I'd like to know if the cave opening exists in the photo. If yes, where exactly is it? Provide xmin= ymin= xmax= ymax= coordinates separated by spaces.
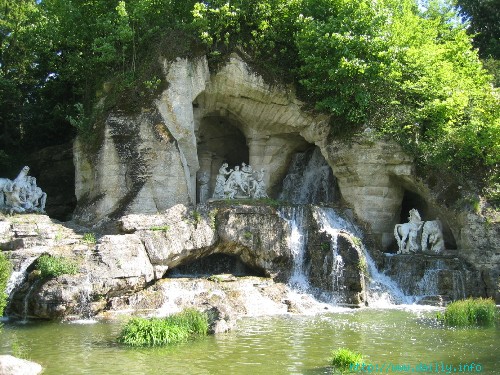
xmin=399 ymin=189 xmax=457 ymax=250
xmin=166 ymin=253 xmax=266 ymax=278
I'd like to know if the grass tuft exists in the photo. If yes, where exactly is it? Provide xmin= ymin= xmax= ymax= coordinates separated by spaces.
xmin=36 ymin=254 xmax=78 ymax=278
xmin=118 ymin=308 xmax=209 ymax=347
xmin=331 ymin=347 xmax=363 ymax=374
xmin=438 ymin=297 xmax=497 ymax=327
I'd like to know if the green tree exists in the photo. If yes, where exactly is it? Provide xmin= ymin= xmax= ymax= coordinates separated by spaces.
xmin=454 ymin=0 xmax=500 ymax=59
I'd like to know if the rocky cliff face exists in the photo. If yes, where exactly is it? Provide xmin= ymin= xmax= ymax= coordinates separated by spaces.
xmin=2 ymin=204 xmax=371 ymax=321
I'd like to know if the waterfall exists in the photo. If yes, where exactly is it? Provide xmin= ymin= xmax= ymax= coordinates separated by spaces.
xmin=383 ymin=256 xmax=468 ymax=304
xmin=5 ymin=257 xmax=37 ymax=298
xmin=314 ymin=207 xmax=354 ymax=300
xmin=278 ymin=206 xmax=310 ymax=291
xmin=364 ymin=254 xmax=413 ymax=306
xmin=279 ymin=148 xmax=337 ymax=204
xmin=20 ymin=281 xmax=39 ymax=323
xmin=314 ymin=206 xmax=411 ymax=306
xmin=72 ymin=273 xmax=95 ymax=323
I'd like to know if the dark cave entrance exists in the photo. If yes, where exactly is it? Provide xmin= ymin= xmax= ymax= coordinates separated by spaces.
xmin=166 ymin=253 xmax=266 ymax=278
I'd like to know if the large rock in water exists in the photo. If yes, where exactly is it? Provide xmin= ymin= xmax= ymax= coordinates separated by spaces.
xmin=0 ymin=355 xmax=42 ymax=375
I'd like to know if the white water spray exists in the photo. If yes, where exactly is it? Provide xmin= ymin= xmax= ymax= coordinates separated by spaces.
xmin=5 ymin=257 xmax=37 ymax=298
xmin=279 ymin=148 xmax=336 ymax=204
xmin=314 ymin=206 xmax=412 ymax=306
xmin=279 ymin=206 xmax=310 ymax=291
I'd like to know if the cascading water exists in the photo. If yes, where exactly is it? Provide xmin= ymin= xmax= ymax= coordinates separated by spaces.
xmin=313 ymin=206 xmax=412 ymax=306
xmin=383 ymin=255 xmax=468 ymax=303
xmin=278 ymin=206 xmax=310 ymax=291
xmin=5 ymin=256 xmax=37 ymax=298
xmin=279 ymin=147 xmax=337 ymax=204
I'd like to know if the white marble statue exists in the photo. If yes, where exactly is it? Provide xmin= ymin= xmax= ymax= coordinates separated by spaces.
xmin=394 ymin=209 xmax=445 ymax=254
xmin=225 ymin=166 xmax=247 ymax=196
xmin=241 ymin=163 xmax=253 ymax=195
xmin=394 ymin=208 xmax=423 ymax=254
xmin=250 ymin=168 xmax=269 ymax=199
xmin=213 ymin=163 xmax=232 ymax=199
xmin=0 ymin=166 xmax=47 ymax=214
xmin=211 ymin=162 xmax=268 ymax=200
xmin=421 ymin=219 xmax=445 ymax=253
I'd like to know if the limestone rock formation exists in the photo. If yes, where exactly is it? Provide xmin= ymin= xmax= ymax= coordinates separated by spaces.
xmin=3 ymin=203 xmax=379 ymax=320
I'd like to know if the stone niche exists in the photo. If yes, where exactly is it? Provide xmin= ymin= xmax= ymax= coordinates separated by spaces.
xmin=395 ymin=188 xmax=457 ymax=252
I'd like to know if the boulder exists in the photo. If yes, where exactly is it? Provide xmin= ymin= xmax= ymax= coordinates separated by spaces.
xmin=0 ymin=355 xmax=42 ymax=375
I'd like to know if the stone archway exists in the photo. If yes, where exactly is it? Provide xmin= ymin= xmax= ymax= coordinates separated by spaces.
xmin=196 ymin=115 xmax=249 ymax=202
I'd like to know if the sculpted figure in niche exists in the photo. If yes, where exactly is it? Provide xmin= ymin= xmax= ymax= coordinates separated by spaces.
xmin=213 ymin=163 xmax=232 ymax=199
xmin=226 ymin=166 xmax=247 ymax=194
xmin=241 ymin=163 xmax=254 ymax=195
xmin=198 ymin=172 xmax=210 ymax=203
xmin=211 ymin=162 xmax=269 ymax=200
xmin=251 ymin=168 xmax=269 ymax=199
xmin=421 ymin=219 xmax=445 ymax=254
xmin=394 ymin=208 xmax=423 ymax=254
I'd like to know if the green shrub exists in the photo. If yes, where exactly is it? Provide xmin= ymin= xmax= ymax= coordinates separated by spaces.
xmin=0 ymin=252 xmax=12 ymax=317
xmin=119 ymin=308 xmax=209 ymax=347
xmin=438 ymin=298 xmax=497 ymax=327
xmin=36 ymin=255 xmax=78 ymax=279
xmin=331 ymin=348 xmax=363 ymax=374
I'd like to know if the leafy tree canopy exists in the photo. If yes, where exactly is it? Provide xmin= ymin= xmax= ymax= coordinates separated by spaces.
xmin=0 ymin=0 xmax=498 ymax=205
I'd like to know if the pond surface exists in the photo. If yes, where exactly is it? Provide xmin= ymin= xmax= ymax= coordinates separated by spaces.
xmin=1 ymin=307 xmax=499 ymax=374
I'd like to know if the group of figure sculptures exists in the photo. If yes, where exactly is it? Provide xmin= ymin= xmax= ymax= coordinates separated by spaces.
xmin=0 ymin=166 xmax=47 ymax=214
xmin=198 ymin=162 xmax=268 ymax=202
xmin=394 ymin=208 xmax=445 ymax=254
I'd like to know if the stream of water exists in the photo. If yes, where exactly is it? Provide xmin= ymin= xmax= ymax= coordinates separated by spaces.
xmin=1 ymin=308 xmax=498 ymax=374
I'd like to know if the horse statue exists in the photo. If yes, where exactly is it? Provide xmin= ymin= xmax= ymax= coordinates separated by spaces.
xmin=421 ymin=219 xmax=445 ymax=253
xmin=394 ymin=208 xmax=423 ymax=254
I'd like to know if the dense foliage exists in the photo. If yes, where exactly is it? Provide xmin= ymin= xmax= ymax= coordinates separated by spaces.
xmin=1 ymin=0 xmax=499 ymax=205
xmin=0 ymin=252 xmax=12 ymax=317
xmin=36 ymin=254 xmax=78 ymax=278
xmin=438 ymin=297 xmax=497 ymax=327
xmin=119 ymin=309 xmax=209 ymax=346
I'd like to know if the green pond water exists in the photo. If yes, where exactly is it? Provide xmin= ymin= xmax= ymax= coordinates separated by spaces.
xmin=1 ymin=308 xmax=499 ymax=374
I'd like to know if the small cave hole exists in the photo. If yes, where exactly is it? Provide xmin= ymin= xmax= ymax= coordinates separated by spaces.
xmin=166 ymin=253 xmax=266 ymax=278
xmin=398 ymin=189 xmax=457 ymax=251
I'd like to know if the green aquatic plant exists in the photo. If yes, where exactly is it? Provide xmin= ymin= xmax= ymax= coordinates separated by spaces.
xmin=119 ymin=308 xmax=209 ymax=347
xmin=331 ymin=347 xmax=363 ymax=374
xmin=36 ymin=255 xmax=78 ymax=279
xmin=438 ymin=297 xmax=497 ymax=327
